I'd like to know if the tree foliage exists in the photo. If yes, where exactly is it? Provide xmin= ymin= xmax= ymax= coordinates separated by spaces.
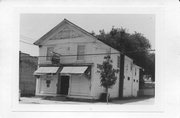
xmin=97 ymin=55 xmax=119 ymax=103
xmin=96 ymin=27 xmax=155 ymax=81
xmin=97 ymin=55 xmax=119 ymax=88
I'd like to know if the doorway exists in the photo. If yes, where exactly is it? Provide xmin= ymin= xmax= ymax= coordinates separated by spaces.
xmin=57 ymin=75 xmax=69 ymax=95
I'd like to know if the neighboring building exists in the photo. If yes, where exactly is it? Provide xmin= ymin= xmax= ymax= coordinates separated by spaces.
xmin=19 ymin=51 xmax=38 ymax=96
xmin=139 ymin=75 xmax=155 ymax=96
xmin=33 ymin=19 xmax=141 ymax=100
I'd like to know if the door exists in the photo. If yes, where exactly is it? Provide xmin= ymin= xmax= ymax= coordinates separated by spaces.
xmin=60 ymin=76 xmax=69 ymax=95
xmin=57 ymin=74 xmax=61 ymax=94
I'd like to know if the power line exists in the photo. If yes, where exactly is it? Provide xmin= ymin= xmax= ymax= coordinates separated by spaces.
xmin=20 ymin=49 xmax=155 ymax=58
xmin=19 ymin=34 xmax=155 ymax=57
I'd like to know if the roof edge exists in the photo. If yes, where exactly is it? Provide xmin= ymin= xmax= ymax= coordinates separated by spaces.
xmin=33 ymin=18 xmax=120 ymax=53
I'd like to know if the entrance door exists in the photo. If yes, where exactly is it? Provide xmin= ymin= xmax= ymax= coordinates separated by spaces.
xmin=60 ymin=76 xmax=69 ymax=95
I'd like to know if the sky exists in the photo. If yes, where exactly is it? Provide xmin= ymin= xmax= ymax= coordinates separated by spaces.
xmin=20 ymin=14 xmax=155 ymax=56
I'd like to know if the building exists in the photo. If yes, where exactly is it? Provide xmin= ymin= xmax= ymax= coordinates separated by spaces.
xmin=33 ymin=19 xmax=141 ymax=100
xmin=19 ymin=51 xmax=38 ymax=96
xmin=139 ymin=75 xmax=155 ymax=97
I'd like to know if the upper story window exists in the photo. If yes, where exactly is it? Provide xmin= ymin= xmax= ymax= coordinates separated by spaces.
xmin=46 ymin=47 xmax=54 ymax=61
xmin=77 ymin=45 xmax=85 ymax=60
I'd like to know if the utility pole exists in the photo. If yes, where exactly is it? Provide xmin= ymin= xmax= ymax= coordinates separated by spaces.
xmin=119 ymin=30 xmax=125 ymax=99
xmin=119 ymin=52 xmax=125 ymax=99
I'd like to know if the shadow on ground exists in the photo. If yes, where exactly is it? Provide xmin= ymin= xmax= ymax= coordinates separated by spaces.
xmin=40 ymin=96 xmax=154 ymax=104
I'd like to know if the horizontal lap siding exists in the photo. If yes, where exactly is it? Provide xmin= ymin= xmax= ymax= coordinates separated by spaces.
xmin=69 ymin=75 xmax=90 ymax=96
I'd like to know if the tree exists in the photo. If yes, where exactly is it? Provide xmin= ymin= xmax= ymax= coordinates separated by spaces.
xmin=96 ymin=27 xmax=155 ymax=82
xmin=97 ymin=55 xmax=119 ymax=104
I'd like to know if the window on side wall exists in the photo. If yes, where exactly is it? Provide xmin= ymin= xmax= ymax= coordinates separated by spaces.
xmin=77 ymin=45 xmax=85 ymax=60
xmin=46 ymin=47 xmax=54 ymax=61
xmin=126 ymin=64 xmax=128 ymax=71
xmin=131 ymin=62 xmax=133 ymax=70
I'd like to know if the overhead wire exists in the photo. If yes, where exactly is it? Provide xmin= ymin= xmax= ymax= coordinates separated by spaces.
xmin=20 ymin=34 xmax=155 ymax=58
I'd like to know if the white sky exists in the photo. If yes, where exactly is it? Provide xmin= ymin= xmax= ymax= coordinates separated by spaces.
xmin=20 ymin=14 xmax=155 ymax=56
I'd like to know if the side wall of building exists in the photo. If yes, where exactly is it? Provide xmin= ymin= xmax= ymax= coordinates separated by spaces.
xmin=123 ymin=56 xmax=140 ymax=97
xmin=90 ymin=42 xmax=120 ymax=99
xmin=19 ymin=52 xmax=37 ymax=96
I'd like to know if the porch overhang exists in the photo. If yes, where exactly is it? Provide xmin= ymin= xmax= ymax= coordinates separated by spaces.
xmin=60 ymin=66 xmax=88 ymax=74
xmin=33 ymin=67 xmax=59 ymax=75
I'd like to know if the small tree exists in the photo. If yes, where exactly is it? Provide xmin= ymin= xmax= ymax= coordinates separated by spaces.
xmin=97 ymin=55 xmax=119 ymax=104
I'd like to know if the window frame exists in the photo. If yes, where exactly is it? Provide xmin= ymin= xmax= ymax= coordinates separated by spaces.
xmin=77 ymin=45 xmax=85 ymax=60
xmin=46 ymin=47 xmax=54 ymax=61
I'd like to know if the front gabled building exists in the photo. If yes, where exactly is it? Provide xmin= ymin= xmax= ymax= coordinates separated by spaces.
xmin=33 ymin=19 xmax=140 ymax=100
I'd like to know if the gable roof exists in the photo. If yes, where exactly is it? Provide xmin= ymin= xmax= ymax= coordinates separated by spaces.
xmin=33 ymin=19 xmax=119 ymax=52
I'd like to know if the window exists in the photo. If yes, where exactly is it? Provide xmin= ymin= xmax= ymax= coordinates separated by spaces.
xmin=128 ymin=77 xmax=130 ymax=81
xmin=107 ymin=49 xmax=111 ymax=55
xmin=130 ymin=62 xmax=133 ymax=70
xmin=77 ymin=45 xmax=85 ymax=60
xmin=126 ymin=64 xmax=128 ymax=71
xmin=46 ymin=80 xmax=51 ymax=87
xmin=46 ymin=47 xmax=54 ymax=61
xmin=117 ymin=56 xmax=120 ymax=68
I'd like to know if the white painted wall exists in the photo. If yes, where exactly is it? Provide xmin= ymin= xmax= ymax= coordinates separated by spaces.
xmin=123 ymin=56 xmax=140 ymax=97
xmin=69 ymin=74 xmax=90 ymax=96
xmin=36 ymin=74 xmax=58 ymax=96
xmin=36 ymin=22 xmax=122 ymax=99
xmin=132 ymin=65 xmax=140 ymax=97
xmin=90 ymin=44 xmax=120 ymax=99
xmin=123 ymin=56 xmax=133 ymax=97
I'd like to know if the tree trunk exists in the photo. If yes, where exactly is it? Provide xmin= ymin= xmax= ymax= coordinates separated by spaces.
xmin=106 ymin=87 xmax=109 ymax=104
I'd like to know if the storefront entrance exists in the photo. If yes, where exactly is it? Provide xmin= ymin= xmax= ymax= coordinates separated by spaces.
xmin=57 ymin=75 xmax=69 ymax=95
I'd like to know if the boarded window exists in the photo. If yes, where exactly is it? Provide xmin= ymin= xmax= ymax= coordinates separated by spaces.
xmin=117 ymin=56 xmax=120 ymax=68
xmin=47 ymin=47 xmax=54 ymax=61
xmin=77 ymin=45 xmax=85 ymax=60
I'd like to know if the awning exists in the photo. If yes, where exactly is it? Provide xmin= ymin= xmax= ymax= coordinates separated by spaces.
xmin=34 ymin=67 xmax=59 ymax=75
xmin=60 ymin=66 xmax=88 ymax=74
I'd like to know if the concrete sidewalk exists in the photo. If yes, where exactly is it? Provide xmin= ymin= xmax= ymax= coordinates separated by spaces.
xmin=19 ymin=96 xmax=154 ymax=105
